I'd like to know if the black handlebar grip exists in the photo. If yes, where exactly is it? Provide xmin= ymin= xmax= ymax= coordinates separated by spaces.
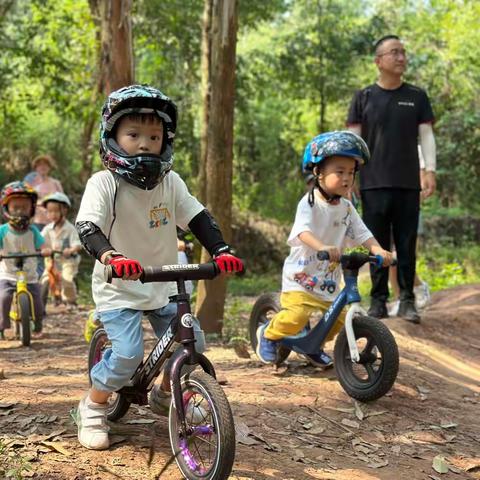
xmin=317 ymin=251 xmax=330 ymax=261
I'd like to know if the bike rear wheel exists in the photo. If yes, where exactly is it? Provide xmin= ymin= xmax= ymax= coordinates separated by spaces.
xmin=249 ymin=292 xmax=291 ymax=364
xmin=168 ymin=371 xmax=235 ymax=480
xmin=334 ymin=315 xmax=399 ymax=402
xmin=17 ymin=292 xmax=32 ymax=347
xmin=88 ymin=328 xmax=131 ymax=421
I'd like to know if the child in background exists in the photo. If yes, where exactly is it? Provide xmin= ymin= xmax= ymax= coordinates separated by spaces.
xmin=256 ymin=131 xmax=393 ymax=366
xmin=0 ymin=181 xmax=51 ymax=339
xmin=40 ymin=192 xmax=82 ymax=308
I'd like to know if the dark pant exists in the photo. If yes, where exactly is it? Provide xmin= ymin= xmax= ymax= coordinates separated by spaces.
xmin=33 ymin=223 xmax=46 ymax=278
xmin=361 ymin=189 xmax=420 ymax=304
xmin=0 ymin=280 xmax=44 ymax=332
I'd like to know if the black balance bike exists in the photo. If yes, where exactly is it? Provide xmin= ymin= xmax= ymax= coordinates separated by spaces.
xmin=89 ymin=261 xmax=241 ymax=480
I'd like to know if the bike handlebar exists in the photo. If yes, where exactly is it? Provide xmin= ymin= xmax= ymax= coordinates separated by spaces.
xmin=317 ymin=250 xmax=397 ymax=268
xmin=0 ymin=252 xmax=45 ymax=260
xmin=104 ymin=261 xmax=245 ymax=284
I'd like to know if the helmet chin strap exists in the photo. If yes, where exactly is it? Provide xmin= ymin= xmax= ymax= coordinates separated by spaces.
xmin=308 ymin=177 xmax=341 ymax=207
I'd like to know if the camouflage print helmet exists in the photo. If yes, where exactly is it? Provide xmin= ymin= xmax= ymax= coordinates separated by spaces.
xmin=100 ymin=84 xmax=177 ymax=190
xmin=1 ymin=181 xmax=38 ymax=230
xmin=302 ymin=131 xmax=370 ymax=173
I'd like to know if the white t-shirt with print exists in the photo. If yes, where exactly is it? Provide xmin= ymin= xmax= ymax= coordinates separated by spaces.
xmin=41 ymin=220 xmax=81 ymax=266
xmin=0 ymin=224 xmax=44 ymax=283
xmin=76 ymin=170 xmax=204 ymax=312
xmin=282 ymin=192 xmax=373 ymax=302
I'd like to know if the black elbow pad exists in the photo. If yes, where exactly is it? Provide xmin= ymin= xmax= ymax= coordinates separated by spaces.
xmin=76 ymin=221 xmax=114 ymax=260
xmin=188 ymin=209 xmax=229 ymax=257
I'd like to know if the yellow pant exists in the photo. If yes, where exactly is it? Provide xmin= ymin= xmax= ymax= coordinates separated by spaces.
xmin=264 ymin=290 xmax=346 ymax=343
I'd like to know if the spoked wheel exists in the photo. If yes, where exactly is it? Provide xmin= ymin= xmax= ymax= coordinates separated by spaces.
xmin=334 ymin=315 xmax=399 ymax=402
xmin=88 ymin=328 xmax=130 ymax=421
xmin=17 ymin=292 xmax=32 ymax=347
xmin=249 ymin=293 xmax=291 ymax=364
xmin=169 ymin=371 xmax=235 ymax=480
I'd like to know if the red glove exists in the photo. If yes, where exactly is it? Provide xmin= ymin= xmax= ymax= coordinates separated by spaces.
xmin=214 ymin=253 xmax=244 ymax=274
xmin=108 ymin=255 xmax=143 ymax=277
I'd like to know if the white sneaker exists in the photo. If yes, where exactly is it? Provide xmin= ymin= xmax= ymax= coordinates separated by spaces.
xmin=77 ymin=395 xmax=109 ymax=450
xmin=414 ymin=281 xmax=431 ymax=310
xmin=149 ymin=385 xmax=207 ymax=423
xmin=388 ymin=300 xmax=400 ymax=317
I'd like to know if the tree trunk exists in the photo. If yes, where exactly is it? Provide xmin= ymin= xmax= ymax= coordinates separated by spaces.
xmin=90 ymin=0 xmax=134 ymax=95
xmin=82 ymin=0 xmax=134 ymax=180
xmin=195 ymin=0 xmax=238 ymax=334
xmin=198 ymin=0 xmax=213 ymax=205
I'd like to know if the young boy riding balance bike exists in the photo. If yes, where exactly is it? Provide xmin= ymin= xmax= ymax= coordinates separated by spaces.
xmin=75 ymin=84 xmax=243 ymax=450
xmin=256 ymin=131 xmax=393 ymax=366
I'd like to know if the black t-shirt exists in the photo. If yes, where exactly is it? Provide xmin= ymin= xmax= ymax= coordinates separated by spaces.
xmin=347 ymin=82 xmax=434 ymax=190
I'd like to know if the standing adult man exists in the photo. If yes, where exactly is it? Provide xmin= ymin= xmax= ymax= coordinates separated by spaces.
xmin=347 ymin=35 xmax=436 ymax=323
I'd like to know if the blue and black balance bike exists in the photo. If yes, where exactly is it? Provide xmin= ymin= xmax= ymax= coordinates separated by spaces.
xmin=249 ymin=251 xmax=399 ymax=402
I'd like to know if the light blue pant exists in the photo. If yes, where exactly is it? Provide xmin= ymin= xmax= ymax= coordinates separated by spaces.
xmin=90 ymin=303 xmax=205 ymax=392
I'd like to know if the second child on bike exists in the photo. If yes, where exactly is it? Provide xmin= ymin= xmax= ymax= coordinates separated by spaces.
xmin=40 ymin=192 xmax=82 ymax=308
xmin=0 ymin=181 xmax=51 ymax=339
xmin=75 ymin=84 xmax=243 ymax=450
xmin=256 ymin=131 xmax=393 ymax=366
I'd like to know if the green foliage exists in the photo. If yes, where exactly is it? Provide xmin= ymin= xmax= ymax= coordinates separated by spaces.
xmin=0 ymin=440 xmax=32 ymax=480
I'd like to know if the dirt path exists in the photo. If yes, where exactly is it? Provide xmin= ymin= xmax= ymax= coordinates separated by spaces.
xmin=1 ymin=285 xmax=480 ymax=480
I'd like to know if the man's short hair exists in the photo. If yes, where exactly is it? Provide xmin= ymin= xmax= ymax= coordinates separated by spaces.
xmin=373 ymin=35 xmax=400 ymax=54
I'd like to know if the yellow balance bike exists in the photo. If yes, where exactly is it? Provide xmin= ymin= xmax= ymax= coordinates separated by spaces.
xmin=1 ymin=252 xmax=44 ymax=347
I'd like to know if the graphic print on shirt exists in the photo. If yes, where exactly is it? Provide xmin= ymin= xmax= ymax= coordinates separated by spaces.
xmin=149 ymin=204 xmax=171 ymax=229
xmin=343 ymin=205 xmax=356 ymax=240
xmin=292 ymin=258 xmax=338 ymax=295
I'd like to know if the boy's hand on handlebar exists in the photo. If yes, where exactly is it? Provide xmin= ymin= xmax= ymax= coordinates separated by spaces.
xmin=41 ymin=248 xmax=52 ymax=257
xmin=63 ymin=247 xmax=75 ymax=258
xmin=107 ymin=255 xmax=143 ymax=280
xmin=371 ymin=246 xmax=394 ymax=267
xmin=322 ymin=246 xmax=341 ymax=263
xmin=214 ymin=253 xmax=244 ymax=275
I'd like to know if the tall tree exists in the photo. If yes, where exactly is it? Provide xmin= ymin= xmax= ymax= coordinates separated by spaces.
xmin=89 ymin=0 xmax=134 ymax=94
xmin=195 ymin=0 xmax=238 ymax=333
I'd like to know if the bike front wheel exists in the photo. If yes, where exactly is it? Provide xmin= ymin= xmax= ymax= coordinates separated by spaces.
xmin=17 ymin=292 xmax=32 ymax=347
xmin=169 ymin=371 xmax=235 ymax=480
xmin=334 ymin=315 xmax=399 ymax=402
xmin=88 ymin=327 xmax=131 ymax=421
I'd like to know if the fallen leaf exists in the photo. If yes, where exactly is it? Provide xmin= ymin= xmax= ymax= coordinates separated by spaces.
xmin=440 ymin=421 xmax=458 ymax=429
xmin=341 ymin=418 xmax=359 ymax=429
xmin=432 ymin=455 xmax=449 ymax=474
xmin=365 ymin=410 xmax=388 ymax=418
xmin=353 ymin=401 xmax=364 ymax=421
xmin=367 ymin=459 xmax=389 ymax=468
xmin=41 ymin=441 xmax=72 ymax=456
xmin=417 ymin=385 xmax=430 ymax=394
xmin=109 ymin=435 xmax=127 ymax=446
xmin=124 ymin=419 xmax=156 ymax=424
xmin=36 ymin=388 xmax=57 ymax=395
xmin=324 ymin=406 xmax=354 ymax=414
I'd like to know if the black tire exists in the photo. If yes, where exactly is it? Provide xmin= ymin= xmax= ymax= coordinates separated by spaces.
xmin=334 ymin=315 xmax=399 ymax=402
xmin=17 ymin=292 xmax=32 ymax=347
xmin=88 ymin=328 xmax=131 ymax=421
xmin=249 ymin=292 xmax=291 ymax=364
xmin=168 ymin=371 xmax=235 ymax=480
xmin=41 ymin=282 xmax=49 ymax=311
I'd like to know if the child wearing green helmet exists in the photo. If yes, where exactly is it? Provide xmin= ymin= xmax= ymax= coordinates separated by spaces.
xmin=75 ymin=84 xmax=244 ymax=450
xmin=256 ymin=131 xmax=393 ymax=366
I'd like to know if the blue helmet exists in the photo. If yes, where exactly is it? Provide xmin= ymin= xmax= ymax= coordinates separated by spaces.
xmin=100 ymin=84 xmax=177 ymax=190
xmin=302 ymin=131 xmax=370 ymax=173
